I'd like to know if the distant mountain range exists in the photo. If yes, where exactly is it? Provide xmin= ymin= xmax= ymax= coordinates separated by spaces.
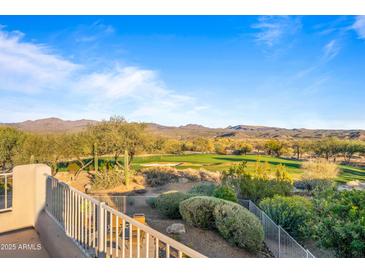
xmin=2 ymin=117 xmax=365 ymax=140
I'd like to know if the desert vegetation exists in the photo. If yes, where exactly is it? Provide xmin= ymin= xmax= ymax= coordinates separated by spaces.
xmin=1 ymin=116 xmax=365 ymax=257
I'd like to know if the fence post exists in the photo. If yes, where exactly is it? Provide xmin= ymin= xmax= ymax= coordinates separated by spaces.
xmin=278 ymin=225 xmax=281 ymax=258
xmin=4 ymin=175 xmax=8 ymax=209
xmin=98 ymin=202 xmax=106 ymax=258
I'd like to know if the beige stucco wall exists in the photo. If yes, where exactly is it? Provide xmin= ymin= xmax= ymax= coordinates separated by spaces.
xmin=0 ymin=164 xmax=51 ymax=234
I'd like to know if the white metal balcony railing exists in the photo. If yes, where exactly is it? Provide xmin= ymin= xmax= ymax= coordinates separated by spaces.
xmin=0 ymin=172 xmax=12 ymax=212
xmin=45 ymin=176 xmax=206 ymax=258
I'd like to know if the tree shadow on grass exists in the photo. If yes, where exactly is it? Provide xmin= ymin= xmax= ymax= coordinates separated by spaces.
xmin=212 ymin=156 xmax=302 ymax=169
xmin=340 ymin=168 xmax=365 ymax=178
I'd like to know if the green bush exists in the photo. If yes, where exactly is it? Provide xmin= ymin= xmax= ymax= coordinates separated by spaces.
xmin=188 ymin=182 xmax=217 ymax=196
xmin=312 ymin=189 xmax=365 ymax=257
xmin=214 ymin=202 xmax=264 ymax=252
xmin=179 ymin=196 xmax=224 ymax=229
xmin=146 ymin=196 xmax=157 ymax=208
xmin=259 ymin=195 xmax=313 ymax=240
xmin=213 ymin=185 xmax=238 ymax=202
xmin=223 ymin=161 xmax=293 ymax=202
xmin=236 ymin=177 xmax=293 ymax=203
xmin=155 ymin=191 xmax=191 ymax=219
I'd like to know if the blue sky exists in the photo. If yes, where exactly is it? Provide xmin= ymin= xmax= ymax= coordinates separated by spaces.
xmin=0 ymin=16 xmax=365 ymax=129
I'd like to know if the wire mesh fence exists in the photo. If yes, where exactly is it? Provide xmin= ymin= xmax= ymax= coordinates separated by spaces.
xmin=240 ymin=199 xmax=315 ymax=258
xmin=91 ymin=195 xmax=315 ymax=258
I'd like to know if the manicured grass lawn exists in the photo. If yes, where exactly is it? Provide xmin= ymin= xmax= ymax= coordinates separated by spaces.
xmin=129 ymin=153 xmax=365 ymax=183
xmin=59 ymin=153 xmax=365 ymax=183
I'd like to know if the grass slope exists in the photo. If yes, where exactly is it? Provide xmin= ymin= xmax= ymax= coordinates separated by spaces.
xmin=59 ymin=153 xmax=365 ymax=183
xmin=130 ymin=154 xmax=365 ymax=183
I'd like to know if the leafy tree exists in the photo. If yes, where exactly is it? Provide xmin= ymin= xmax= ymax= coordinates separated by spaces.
xmin=238 ymin=143 xmax=253 ymax=155
xmin=0 ymin=127 xmax=24 ymax=171
xmin=89 ymin=116 xmax=146 ymax=166
xmin=191 ymin=137 xmax=214 ymax=153
xmin=291 ymin=140 xmax=311 ymax=160
xmin=340 ymin=140 xmax=365 ymax=163
xmin=312 ymin=137 xmax=341 ymax=161
xmin=18 ymin=133 xmax=66 ymax=175
xmin=163 ymin=139 xmax=183 ymax=154
xmin=264 ymin=139 xmax=287 ymax=157
xmin=63 ymin=132 xmax=94 ymax=178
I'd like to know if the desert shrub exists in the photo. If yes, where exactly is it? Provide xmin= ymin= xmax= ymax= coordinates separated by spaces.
xmin=214 ymin=202 xmax=264 ymax=252
xmin=198 ymin=169 xmax=221 ymax=183
xmin=312 ymin=189 xmax=365 ymax=257
xmin=294 ymin=179 xmax=336 ymax=192
xmin=188 ymin=182 xmax=217 ymax=196
xmin=146 ymin=196 xmax=157 ymax=208
xmin=259 ymin=195 xmax=313 ymax=240
xmin=236 ymin=177 xmax=292 ymax=203
xmin=142 ymin=167 xmax=220 ymax=187
xmin=223 ymin=161 xmax=293 ymax=202
xmin=142 ymin=167 xmax=180 ymax=186
xmin=178 ymin=168 xmax=201 ymax=182
xmin=213 ymin=185 xmax=238 ymax=202
xmin=91 ymin=167 xmax=125 ymax=190
xmin=179 ymin=196 xmax=224 ymax=229
xmin=155 ymin=191 xmax=191 ymax=219
xmin=67 ymin=162 xmax=80 ymax=176
xmin=301 ymin=159 xmax=339 ymax=181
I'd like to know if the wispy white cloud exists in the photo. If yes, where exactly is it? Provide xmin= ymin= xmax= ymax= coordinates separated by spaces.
xmin=0 ymin=26 xmax=205 ymax=124
xmin=352 ymin=16 xmax=365 ymax=39
xmin=251 ymin=16 xmax=301 ymax=47
xmin=322 ymin=39 xmax=341 ymax=62
xmin=72 ymin=20 xmax=115 ymax=43
xmin=0 ymin=27 xmax=79 ymax=94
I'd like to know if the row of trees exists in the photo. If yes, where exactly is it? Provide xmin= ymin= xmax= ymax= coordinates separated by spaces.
xmin=148 ymin=136 xmax=365 ymax=163
xmin=0 ymin=117 xmax=146 ymax=174
xmin=1 ymin=117 xmax=365 ymax=174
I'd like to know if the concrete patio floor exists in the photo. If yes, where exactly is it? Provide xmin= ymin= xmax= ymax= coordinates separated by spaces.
xmin=0 ymin=228 xmax=50 ymax=258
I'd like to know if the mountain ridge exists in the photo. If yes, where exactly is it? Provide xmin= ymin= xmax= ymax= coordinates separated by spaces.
xmin=1 ymin=118 xmax=364 ymax=140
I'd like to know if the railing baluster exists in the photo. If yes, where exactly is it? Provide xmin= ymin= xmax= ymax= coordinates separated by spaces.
xmin=146 ymin=233 xmax=149 ymax=258
xmin=63 ymin=185 xmax=66 ymax=229
xmin=116 ymin=216 xmax=119 ymax=258
xmin=122 ymin=219 xmax=125 ymax=258
xmin=110 ymin=212 xmax=113 ymax=257
xmin=137 ymin=227 xmax=140 ymax=258
xmin=78 ymin=194 xmax=81 ymax=242
xmin=155 ymin=237 xmax=159 ymax=258
xmin=81 ymin=197 xmax=84 ymax=246
xmin=104 ymin=209 xmax=107 ymax=256
xmin=43 ymin=178 xmax=207 ymax=258
xmin=129 ymin=223 xmax=133 ymax=258
xmin=88 ymin=200 xmax=92 ymax=249
xmin=97 ymin=202 xmax=105 ymax=257
xmin=166 ymin=244 xmax=170 ymax=258
xmin=4 ymin=175 xmax=8 ymax=209
xmin=93 ymin=203 xmax=96 ymax=250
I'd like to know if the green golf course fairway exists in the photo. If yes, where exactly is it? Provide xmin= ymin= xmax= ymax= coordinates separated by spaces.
xmin=128 ymin=154 xmax=365 ymax=183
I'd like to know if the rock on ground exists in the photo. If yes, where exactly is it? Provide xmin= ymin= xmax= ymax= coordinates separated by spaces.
xmin=166 ymin=223 xmax=186 ymax=234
